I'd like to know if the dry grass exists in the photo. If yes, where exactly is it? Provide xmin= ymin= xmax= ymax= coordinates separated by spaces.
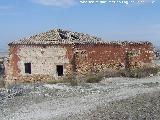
xmin=64 ymin=75 xmax=78 ymax=86
xmin=85 ymin=66 xmax=160 ymax=81
xmin=85 ymin=73 xmax=104 ymax=83
xmin=0 ymin=80 xmax=5 ymax=88
xmin=127 ymin=67 xmax=160 ymax=78
xmin=44 ymin=75 xmax=78 ymax=86
xmin=45 ymin=79 xmax=67 ymax=84
xmin=21 ymin=67 xmax=160 ymax=86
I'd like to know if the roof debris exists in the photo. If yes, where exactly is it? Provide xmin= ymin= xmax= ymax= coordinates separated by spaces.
xmin=8 ymin=28 xmax=152 ymax=45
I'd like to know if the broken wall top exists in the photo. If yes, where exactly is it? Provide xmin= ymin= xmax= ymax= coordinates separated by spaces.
xmin=8 ymin=28 xmax=152 ymax=46
xmin=9 ymin=29 xmax=104 ymax=45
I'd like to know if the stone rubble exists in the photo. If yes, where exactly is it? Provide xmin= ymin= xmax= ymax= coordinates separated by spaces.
xmin=9 ymin=28 xmax=151 ymax=45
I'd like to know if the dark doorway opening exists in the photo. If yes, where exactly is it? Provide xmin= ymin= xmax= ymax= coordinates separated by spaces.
xmin=56 ymin=65 xmax=63 ymax=76
xmin=24 ymin=63 xmax=31 ymax=74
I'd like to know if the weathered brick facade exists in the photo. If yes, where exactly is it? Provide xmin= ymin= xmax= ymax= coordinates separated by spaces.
xmin=72 ymin=42 xmax=154 ymax=75
xmin=5 ymin=29 xmax=154 ymax=83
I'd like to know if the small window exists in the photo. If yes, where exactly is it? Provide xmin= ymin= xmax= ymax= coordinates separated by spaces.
xmin=24 ymin=63 xmax=31 ymax=74
xmin=56 ymin=65 xmax=63 ymax=76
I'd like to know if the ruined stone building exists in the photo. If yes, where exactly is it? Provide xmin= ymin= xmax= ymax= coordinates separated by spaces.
xmin=6 ymin=29 xmax=154 ymax=83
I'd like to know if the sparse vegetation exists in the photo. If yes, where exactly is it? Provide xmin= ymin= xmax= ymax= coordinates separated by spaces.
xmin=44 ymin=67 xmax=160 ymax=85
xmin=0 ymin=80 xmax=5 ymax=88
xmin=44 ymin=75 xmax=78 ymax=86
xmin=127 ymin=67 xmax=160 ymax=78
xmin=104 ymin=70 xmax=126 ymax=78
xmin=85 ymin=73 xmax=104 ymax=83
xmin=45 ymin=79 xmax=67 ymax=84
xmin=1 ymin=74 xmax=160 ymax=119
xmin=64 ymin=75 xmax=78 ymax=86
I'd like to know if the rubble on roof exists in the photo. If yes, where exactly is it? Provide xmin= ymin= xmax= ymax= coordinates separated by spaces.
xmin=9 ymin=29 xmax=104 ymax=45
xmin=8 ymin=28 xmax=152 ymax=45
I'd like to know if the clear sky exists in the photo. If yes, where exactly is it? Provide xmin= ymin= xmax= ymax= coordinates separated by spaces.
xmin=0 ymin=0 xmax=160 ymax=51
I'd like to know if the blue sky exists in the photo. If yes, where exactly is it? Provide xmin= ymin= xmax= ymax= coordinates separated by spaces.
xmin=0 ymin=0 xmax=160 ymax=51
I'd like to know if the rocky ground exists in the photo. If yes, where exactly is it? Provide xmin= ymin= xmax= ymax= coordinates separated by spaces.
xmin=1 ymin=76 xmax=160 ymax=120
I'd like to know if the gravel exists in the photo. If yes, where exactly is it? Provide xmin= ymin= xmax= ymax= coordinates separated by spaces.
xmin=1 ymin=76 xmax=160 ymax=120
xmin=83 ymin=91 xmax=160 ymax=120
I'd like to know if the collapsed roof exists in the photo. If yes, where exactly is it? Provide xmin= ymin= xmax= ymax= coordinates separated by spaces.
xmin=8 ymin=28 xmax=152 ymax=46
xmin=9 ymin=29 xmax=104 ymax=45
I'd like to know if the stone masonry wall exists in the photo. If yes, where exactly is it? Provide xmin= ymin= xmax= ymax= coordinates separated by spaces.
xmin=6 ymin=45 xmax=71 ymax=83
xmin=73 ymin=43 xmax=154 ymax=75
xmin=6 ymin=43 xmax=154 ymax=83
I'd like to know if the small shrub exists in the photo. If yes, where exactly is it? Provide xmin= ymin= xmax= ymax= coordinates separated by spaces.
xmin=44 ymin=75 xmax=78 ymax=86
xmin=69 ymin=79 xmax=78 ymax=86
xmin=45 ymin=80 xmax=57 ymax=84
xmin=86 ymin=77 xmax=100 ymax=83
xmin=0 ymin=80 xmax=5 ymax=88
xmin=127 ymin=67 xmax=160 ymax=78
xmin=64 ymin=75 xmax=78 ymax=86
xmin=86 ymin=73 xmax=103 ymax=83
xmin=45 ymin=79 xmax=66 ymax=84
xmin=104 ymin=70 xmax=126 ymax=78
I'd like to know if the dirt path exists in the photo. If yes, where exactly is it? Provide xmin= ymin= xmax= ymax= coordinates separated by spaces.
xmin=1 ymin=76 xmax=160 ymax=120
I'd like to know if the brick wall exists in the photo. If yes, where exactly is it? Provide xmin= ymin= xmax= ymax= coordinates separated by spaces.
xmin=71 ymin=43 xmax=154 ymax=75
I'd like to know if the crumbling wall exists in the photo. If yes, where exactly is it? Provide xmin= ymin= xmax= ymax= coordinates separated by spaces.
xmin=6 ymin=42 xmax=154 ymax=83
xmin=127 ymin=43 xmax=154 ymax=69
xmin=73 ymin=43 xmax=154 ymax=75
xmin=6 ymin=45 xmax=70 ymax=83
xmin=6 ymin=46 xmax=20 ymax=83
